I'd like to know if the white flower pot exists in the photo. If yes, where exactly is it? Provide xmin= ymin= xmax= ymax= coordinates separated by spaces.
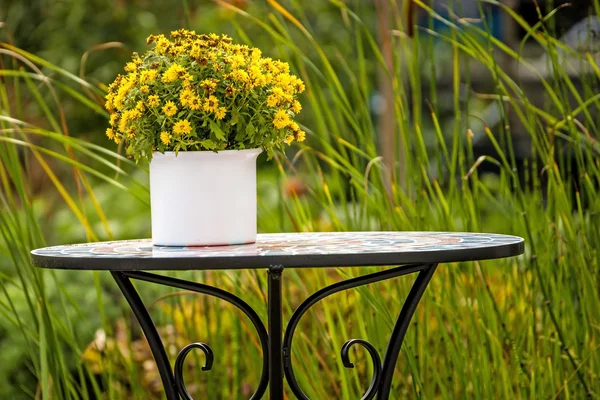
xmin=149 ymin=149 xmax=261 ymax=246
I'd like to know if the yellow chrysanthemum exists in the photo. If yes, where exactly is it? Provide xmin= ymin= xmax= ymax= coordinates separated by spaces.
xmin=203 ymin=95 xmax=219 ymax=113
xmin=295 ymin=78 xmax=306 ymax=93
xmin=200 ymin=78 xmax=218 ymax=94
xmin=284 ymin=135 xmax=294 ymax=145
xmin=291 ymin=100 xmax=302 ymax=114
xmin=105 ymin=93 xmax=115 ymax=111
xmin=140 ymin=85 xmax=150 ymax=93
xmin=155 ymin=37 xmax=171 ymax=54
xmin=295 ymin=130 xmax=306 ymax=142
xmin=179 ymin=88 xmax=195 ymax=107
xmin=189 ymin=97 xmax=202 ymax=111
xmin=124 ymin=62 xmax=137 ymax=72
xmin=136 ymin=101 xmax=145 ymax=112
xmin=148 ymin=95 xmax=160 ymax=107
xmin=126 ymin=128 xmax=136 ymax=138
xmin=160 ymin=131 xmax=172 ymax=145
xmin=162 ymin=101 xmax=178 ymax=117
xmin=267 ymin=95 xmax=278 ymax=107
xmin=106 ymin=128 xmax=115 ymax=139
xmin=140 ymin=70 xmax=158 ymax=83
xmin=173 ymin=119 xmax=192 ymax=135
xmin=162 ymin=63 xmax=186 ymax=83
xmin=109 ymin=113 xmax=118 ymax=126
xmin=118 ymin=114 xmax=129 ymax=133
xmin=230 ymin=69 xmax=249 ymax=84
xmin=215 ymin=107 xmax=227 ymax=120
xmin=225 ymin=85 xmax=236 ymax=98
xmin=273 ymin=110 xmax=291 ymax=129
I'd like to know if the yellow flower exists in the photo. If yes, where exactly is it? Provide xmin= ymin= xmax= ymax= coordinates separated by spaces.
xmin=173 ymin=119 xmax=192 ymax=135
xmin=189 ymin=97 xmax=202 ymax=111
xmin=155 ymin=37 xmax=171 ymax=54
xmin=124 ymin=62 xmax=137 ymax=72
xmin=200 ymin=78 xmax=218 ymax=94
xmin=140 ymin=85 xmax=150 ymax=93
xmin=160 ymin=131 xmax=172 ymax=145
xmin=114 ymin=136 xmax=122 ymax=144
xmin=118 ymin=114 xmax=129 ymax=132
xmin=179 ymin=88 xmax=195 ymax=107
xmin=267 ymin=95 xmax=278 ymax=107
xmin=140 ymin=70 xmax=158 ymax=83
xmin=284 ymin=135 xmax=294 ymax=145
xmin=148 ymin=95 xmax=160 ymax=107
xmin=225 ymin=85 xmax=236 ymax=98
xmin=105 ymin=93 xmax=115 ymax=111
xmin=109 ymin=113 xmax=119 ymax=126
xmin=203 ymin=95 xmax=219 ymax=113
xmin=106 ymin=128 xmax=115 ymax=139
xmin=273 ymin=110 xmax=291 ymax=129
xmin=230 ymin=69 xmax=249 ymax=84
xmin=231 ymin=54 xmax=246 ymax=69
xmin=295 ymin=130 xmax=306 ymax=142
xmin=162 ymin=101 xmax=178 ymax=117
xmin=291 ymin=100 xmax=302 ymax=114
xmin=215 ymin=107 xmax=227 ymax=120
xmin=272 ymin=87 xmax=291 ymax=103
xmin=162 ymin=63 xmax=186 ymax=83
xmin=274 ymin=60 xmax=290 ymax=74
xmin=136 ymin=101 xmax=145 ymax=112
xmin=295 ymin=78 xmax=306 ymax=93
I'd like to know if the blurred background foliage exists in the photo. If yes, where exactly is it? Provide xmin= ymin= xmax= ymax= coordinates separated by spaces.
xmin=1 ymin=0 xmax=599 ymax=399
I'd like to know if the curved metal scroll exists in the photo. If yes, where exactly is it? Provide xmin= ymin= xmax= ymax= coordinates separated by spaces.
xmin=175 ymin=342 xmax=214 ymax=400
xmin=341 ymin=339 xmax=382 ymax=400
xmin=113 ymin=271 xmax=269 ymax=400
xmin=282 ymin=263 xmax=436 ymax=400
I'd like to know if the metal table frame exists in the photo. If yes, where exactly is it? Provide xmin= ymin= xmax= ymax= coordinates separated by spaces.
xmin=31 ymin=232 xmax=524 ymax=399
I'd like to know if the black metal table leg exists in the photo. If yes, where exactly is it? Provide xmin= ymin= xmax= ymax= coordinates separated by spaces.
xmin=268 ymin=266 xmax=285 ymax=400
xmin=283 ymin=263 xmax=438 ymax=400
xmin=111 ymin=271 xmax=270 ymax=400
xmin=111 ymin=271 xmax=180 ymax=400
xmin=111 ymin=264 xmax=437 ymax=400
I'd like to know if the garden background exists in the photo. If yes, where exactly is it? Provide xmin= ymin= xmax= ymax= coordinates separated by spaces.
xmin=1 ymin=0 xmax=599 ymax=398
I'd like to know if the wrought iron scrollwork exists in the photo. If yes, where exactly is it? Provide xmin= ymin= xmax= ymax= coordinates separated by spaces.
xmin=175 ymin=342 xmax=214 ymax=400
xmin=112 ymin=271 xmax=269 ymax=400
xmin=341 ymin=339 xmax=382 ymax=400
xmin=282 ymin=263 xmax=437 ymax=400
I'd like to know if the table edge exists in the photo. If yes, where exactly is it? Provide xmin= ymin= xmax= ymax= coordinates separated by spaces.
xmin=30 ymin=240 xmax=524 ymax=271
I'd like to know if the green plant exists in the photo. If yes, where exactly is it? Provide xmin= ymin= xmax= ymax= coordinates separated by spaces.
xmin=105 ymin=29 xmax=306 ymax=161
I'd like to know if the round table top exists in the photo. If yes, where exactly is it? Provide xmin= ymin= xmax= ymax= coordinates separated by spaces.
xmin=30 ymin=232 xmax=524 ymax=271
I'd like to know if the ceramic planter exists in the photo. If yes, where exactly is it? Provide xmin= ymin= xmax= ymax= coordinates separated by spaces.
xmin=149 ymin=149 xmax=261 ymax=246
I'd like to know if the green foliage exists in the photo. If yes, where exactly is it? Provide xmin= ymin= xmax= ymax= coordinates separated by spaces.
xmin=106 ymin=30 xmax=306 ymax=161
xmin=1 ymin=0 xmax=599 ymax=399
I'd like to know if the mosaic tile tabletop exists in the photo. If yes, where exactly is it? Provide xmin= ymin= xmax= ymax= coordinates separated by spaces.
xmin=31 ymin=232 xmax=524 ymax=271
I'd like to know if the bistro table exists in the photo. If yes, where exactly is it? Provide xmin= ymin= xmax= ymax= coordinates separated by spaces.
xmin=31 ymin=232 xmax=524 ymax=400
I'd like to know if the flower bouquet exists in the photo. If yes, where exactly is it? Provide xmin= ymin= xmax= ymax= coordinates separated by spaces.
xmin=105 ymin=30 xmax=305 ymax=246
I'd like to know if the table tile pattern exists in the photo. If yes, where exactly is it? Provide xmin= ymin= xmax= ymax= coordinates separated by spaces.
xmin=31 ymin=232 xmax=524 ymax=270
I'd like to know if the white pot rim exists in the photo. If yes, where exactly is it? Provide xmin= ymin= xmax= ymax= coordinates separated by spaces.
xmin=152 ymin=148 xmax=262 ymax=159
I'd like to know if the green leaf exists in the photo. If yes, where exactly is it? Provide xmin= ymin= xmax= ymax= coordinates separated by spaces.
xmin=200 ymin=139 xmax=216 ymax=149
xmin=245 ymin=122 xmax=255 ymax=138
xmin=208 ymin=119 xmax=226 ymax=140
xmin=230 ymin=112 xmax=239 ymax=126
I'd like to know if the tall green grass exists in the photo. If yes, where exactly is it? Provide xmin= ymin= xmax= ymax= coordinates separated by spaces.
xmin=1 ymin=0 xmax=599 ymax=399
